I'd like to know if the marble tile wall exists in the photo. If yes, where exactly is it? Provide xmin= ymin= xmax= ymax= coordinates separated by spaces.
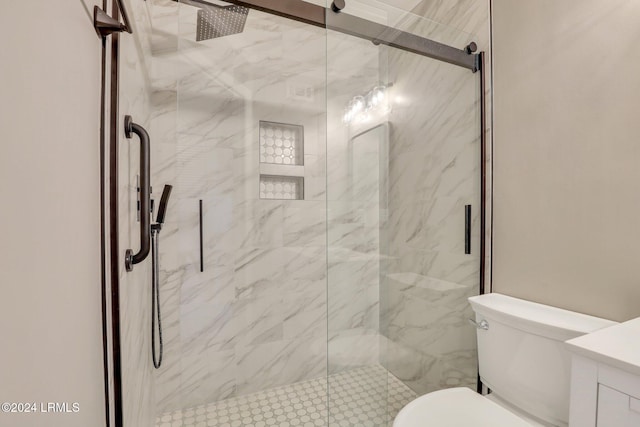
xmin=379 ymin=2 xmax=490 ymax=394
xmin=323 ymin=0 xmax=490 ymax=396
xmin=145 ymin=2 xmax=331 ymax=415
xmin=413 ymin=0 xmax=493 ymax=299
xmin=326 ymin=30 xmax=385 ymax=375
xmin=121 ymin=1 xmax=491 ymax=424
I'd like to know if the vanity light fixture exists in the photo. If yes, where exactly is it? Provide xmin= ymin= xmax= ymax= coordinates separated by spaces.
xmin=342 ymin=84 xmax=392 ymax=124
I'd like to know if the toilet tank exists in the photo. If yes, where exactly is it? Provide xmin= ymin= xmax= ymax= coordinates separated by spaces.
xmin=468 ymin=293 xmax=616 ymax=426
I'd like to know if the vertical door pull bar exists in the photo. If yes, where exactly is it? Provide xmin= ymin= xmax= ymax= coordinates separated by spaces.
xmin=465 ymin=204 xmax=471 ymax=254
xmin=124 ymin=115 xmax=151 ymax=271
xmin=199 ymin=200 xmax=204 ymax=272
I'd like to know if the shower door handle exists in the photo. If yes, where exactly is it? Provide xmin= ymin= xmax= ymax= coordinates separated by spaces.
xmin=124 ymin=115 xmax=151 ymax=272
xmin=465 ymin=204 xmax=471 ymax=254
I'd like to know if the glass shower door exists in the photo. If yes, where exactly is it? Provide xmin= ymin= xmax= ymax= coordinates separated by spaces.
xmin=115 ymin=1 xmax=482 ymax=425
xmin=326 ymin=1 xmax=482 ymax=424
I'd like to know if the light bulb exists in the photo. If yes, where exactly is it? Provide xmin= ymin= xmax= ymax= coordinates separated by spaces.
xmin=353 ymin=96 xmax=365 ymax=113
xmin=373 ymin=86 xmax=385 ymax=103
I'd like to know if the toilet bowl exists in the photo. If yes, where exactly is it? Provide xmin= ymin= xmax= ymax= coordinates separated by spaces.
xmin=394 ymin=293 xmax=616 ymax=427
xmin=393 ymin=387 xmax=533 ymax=426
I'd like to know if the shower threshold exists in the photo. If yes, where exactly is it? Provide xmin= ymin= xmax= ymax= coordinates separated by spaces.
xmin=155 ymin=364 xmax=416 ymax=427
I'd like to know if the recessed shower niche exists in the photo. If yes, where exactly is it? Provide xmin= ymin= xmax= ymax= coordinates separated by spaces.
xmin=259 ymin=120 xmax=305 ymax=200
xmin=259 ymin=175 xmax=304 ymax=200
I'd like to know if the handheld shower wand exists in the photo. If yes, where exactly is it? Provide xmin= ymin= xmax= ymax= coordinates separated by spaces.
xmin=151 ymin=184 xmax=173 ymax=369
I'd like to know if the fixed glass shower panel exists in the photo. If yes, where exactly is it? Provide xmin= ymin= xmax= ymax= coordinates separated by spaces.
xmin=152 ymin=2 xmax=329 ymax=426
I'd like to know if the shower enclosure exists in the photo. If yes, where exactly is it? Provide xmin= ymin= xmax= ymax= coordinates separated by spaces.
xmin=102 ymin=0 xmax=486 ymax=425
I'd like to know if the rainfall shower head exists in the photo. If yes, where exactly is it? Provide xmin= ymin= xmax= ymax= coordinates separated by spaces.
xmin=173 ymin=0 xmax=249 ymax=41
xmin=196 ymin=4 xmax=249 ymax=41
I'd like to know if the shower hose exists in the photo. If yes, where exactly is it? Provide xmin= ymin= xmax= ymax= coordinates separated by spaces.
xmin=151 ymin=226 xmax=163 ymax=369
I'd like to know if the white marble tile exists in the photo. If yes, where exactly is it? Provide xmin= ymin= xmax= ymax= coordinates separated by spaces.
xmin=139 ymin=0 xmax=491 ymax=419
xmin=232 ymin=296 xmax=285 ymax=347
xmin=235 ymin=336 xmax=327 ymax=395
xmin=376 ymin=2 xmax=484 ymax=398
xmin=180 ymin=296 xmax=235 ymax=353
xmin=382 ymin=337 xmax=477 ymax=395
xmin=283 ymin=290 xmax=327 ymax=340
xmin=283 ymin=201 xmax=326 ymax=247
xmin=179 ymin=347 xmax=236 ymax=408
xmin=234 ymin=245 xmax=326 ymax=300
xmin=233 ymin=200 xmax=285 ymax=248
xmin=328 ymin=266 xmax=379 ymax=331
xmin=328 ymin=329 xmax=380 ymax=374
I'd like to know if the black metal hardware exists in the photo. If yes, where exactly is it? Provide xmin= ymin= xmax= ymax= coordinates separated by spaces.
xmin=103 ymin=0 xmax=490 ymax=421
xmin=465 ymin=42 xmax=477 ymax=54
xmin=151 ymin=224 xmax=163 ymax=369
xmin=93 ymin=0 xmax=132 ymax=38
xmin=156 ymin=185 xmax=173 ymax=225
xmin=199 ymin=200 xmax=204 ymax=273
xmin=326 ymin=12 xmax=479 ymax=72
xmin=465 ymin=204 xmax=472 ymax=254
xmin=98 ymin=11 xmax=111 ymax=424
xmin=107 ymin=4 xmax=124 ymax=422
xmin=331 ymin=0 xmax=345 ymax=13
xmin=173 ymin=0 xmax=479 ymax=72
xmin=479 ymin=51 xmax=488 ymax=295
xmin=124 ymin=115 xmax=151 ymax=271
xmin=149 ymin=185 xmax=171 ymax=369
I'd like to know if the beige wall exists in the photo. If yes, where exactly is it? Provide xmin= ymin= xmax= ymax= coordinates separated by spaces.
xmin=0 ymin=1 xmax=106 ymax=426
xmin=492 ymin=0 xmax=640 ymax=322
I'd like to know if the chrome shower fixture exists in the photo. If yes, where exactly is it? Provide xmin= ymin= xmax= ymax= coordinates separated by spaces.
xmin=196 ymin=4 xmax=249 ymax=41
xmin=173 ymin=0 xmax=249 ymax=41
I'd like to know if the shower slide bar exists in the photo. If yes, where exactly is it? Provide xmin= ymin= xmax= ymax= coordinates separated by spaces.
xmin=326 ymin=10 xmax=479 ymax=71
xmin=174 ymin=0 xmax=480 ymax=72
xmin=124 ymin=115 xmax=151 ymax=271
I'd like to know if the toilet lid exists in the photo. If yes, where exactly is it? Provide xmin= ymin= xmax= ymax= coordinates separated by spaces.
xmin=394 ymin=387 xmax=533 ymax=427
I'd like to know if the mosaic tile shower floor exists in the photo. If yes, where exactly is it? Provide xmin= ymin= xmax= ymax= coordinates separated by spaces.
xmin=156 ymin=365 xmax=417 ymax=427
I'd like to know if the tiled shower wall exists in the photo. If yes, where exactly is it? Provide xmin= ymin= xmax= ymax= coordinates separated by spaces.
xmin=147 ymin=4 xmax=390 ymax=412
xmin=326 ymin=31 xmax=386 ymax=374
xmin=147 ymin=4 xmax=333 ymax=414
xmin=124 ymin=0 xmax=492 ymax=422
xmin=379 ymin=2 xmax=491 ymax=394
xmin=380 ymin=51 xmax=480 ymax=394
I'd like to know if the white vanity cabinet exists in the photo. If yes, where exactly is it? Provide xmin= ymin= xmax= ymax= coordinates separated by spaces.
xmin=566 ymin=318 xmax=640 ymax=427
xmin=597 ymin=384 xmax=640 ymax=426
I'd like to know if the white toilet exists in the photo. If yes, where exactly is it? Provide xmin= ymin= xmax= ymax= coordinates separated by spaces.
xmin=394 ymin=293 xmax=616 ymax=426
